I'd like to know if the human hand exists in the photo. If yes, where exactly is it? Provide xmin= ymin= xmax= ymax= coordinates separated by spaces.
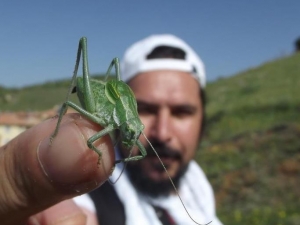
xmin=0 ymin=113 xmax=114 ymax=225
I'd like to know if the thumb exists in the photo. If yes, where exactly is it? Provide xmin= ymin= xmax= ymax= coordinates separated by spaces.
xmin=0 ymin=113 xmax=114 ymax=225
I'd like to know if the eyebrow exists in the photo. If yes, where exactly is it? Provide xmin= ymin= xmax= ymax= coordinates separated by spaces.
xmin=136 ymin=100 xmax=159 ymax=111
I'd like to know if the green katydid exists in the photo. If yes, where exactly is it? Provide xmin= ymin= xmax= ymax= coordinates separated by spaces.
xmin=50 ymin=37 xmax=211 ymax=225
xmin=51 ymin=37 xmax=146 ymax=163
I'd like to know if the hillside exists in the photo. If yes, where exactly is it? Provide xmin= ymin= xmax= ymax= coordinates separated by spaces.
xmin=1 ymin=53 xmax=300 ymax=224
xmin=197 ymin=53 xmax=300 ymax=225
xmin=0 ymin=75 xmax=106 ymax=111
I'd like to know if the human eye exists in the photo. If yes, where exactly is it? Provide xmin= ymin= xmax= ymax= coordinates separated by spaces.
xmin=172 ymin=105 xmax=196 ymax=118
xmin=137 ymin=101 xmax=157 ymax=115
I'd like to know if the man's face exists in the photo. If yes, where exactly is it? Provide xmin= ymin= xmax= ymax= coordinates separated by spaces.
xmin=121 ymin=70 xmax=203 ymax=196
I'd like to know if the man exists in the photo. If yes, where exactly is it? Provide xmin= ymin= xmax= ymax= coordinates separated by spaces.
xmin=85 ymin=34 xmax=223 ymax=225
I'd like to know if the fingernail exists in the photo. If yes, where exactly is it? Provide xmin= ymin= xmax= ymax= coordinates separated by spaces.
xmin=36 ymin=124 xmax=100 ymax=193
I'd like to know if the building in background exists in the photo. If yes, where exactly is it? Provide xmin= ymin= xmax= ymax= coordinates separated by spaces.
xmin=0 ymin=107 xmax=59 ymax=146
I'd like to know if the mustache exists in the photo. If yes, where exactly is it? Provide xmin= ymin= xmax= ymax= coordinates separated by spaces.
xmin=144 ymin=139 xmax=182 ymax=160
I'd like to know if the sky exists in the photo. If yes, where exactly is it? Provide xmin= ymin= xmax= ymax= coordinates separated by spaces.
xmin=0 ymin=1 xmax=299 ymax=88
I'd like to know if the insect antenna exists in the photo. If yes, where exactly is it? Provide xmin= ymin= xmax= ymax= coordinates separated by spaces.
xmin=108 ymin=147 xmax=133 ymax=184
xmin=142 ymin=132 xmax=212 ymax=225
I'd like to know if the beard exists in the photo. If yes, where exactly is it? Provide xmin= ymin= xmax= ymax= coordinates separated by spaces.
xmin=123 ymin=139 xmax=189 ymax=198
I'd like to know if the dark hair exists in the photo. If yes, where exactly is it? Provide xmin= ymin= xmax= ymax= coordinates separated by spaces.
xmin=199 ymin=89 xmax=206 ymax=140
xmin=147 ymin=46 xmax=186 ymax=59
xmin=146 ymin=46 xmax=206 ymax=139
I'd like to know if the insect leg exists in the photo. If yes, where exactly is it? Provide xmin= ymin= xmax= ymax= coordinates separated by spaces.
xmin=51 ymin=37 xmax=94 ymax=141
xmin=104 ymin=57 xmax=121 ymax=81
xmin=86 ymin=125 xmax=115 ymax=164
xmin=51 ymin=101 xmax=106 ymax=140
xmin=115 ymin=140 xmax=147 ymax=163
xmin=50 ymin=101 xmax=68 ymax=142
xmin=80 ymin=37 xmax=96 ymax=113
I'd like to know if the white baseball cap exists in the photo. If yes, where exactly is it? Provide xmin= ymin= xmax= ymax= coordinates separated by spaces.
xmin=120 ymin=34 xmax=206 ymax=87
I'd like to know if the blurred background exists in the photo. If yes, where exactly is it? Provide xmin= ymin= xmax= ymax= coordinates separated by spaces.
xmin=0 ymin=1 xmax=299 ymax=224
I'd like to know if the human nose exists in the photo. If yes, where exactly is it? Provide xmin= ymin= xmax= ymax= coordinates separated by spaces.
xmin=150 ymin=109 xmax=172 ymax=143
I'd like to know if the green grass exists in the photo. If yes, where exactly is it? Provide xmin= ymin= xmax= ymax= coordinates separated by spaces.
xmin=204 ymin=53 xmax=300 ymax=142
xmin=1 ymin=53 xmax=300 ymax=224
xmin=0 ymin=75 xmax=106 ymax=111
xmin=197 ymin=53 xmax=300 ymax=224
xmin=197 ymin=124 xmax=300 ymax=225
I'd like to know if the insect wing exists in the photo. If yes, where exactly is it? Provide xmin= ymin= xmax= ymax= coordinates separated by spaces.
xmin=105 ymin=80 xmax=120 ymax=104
